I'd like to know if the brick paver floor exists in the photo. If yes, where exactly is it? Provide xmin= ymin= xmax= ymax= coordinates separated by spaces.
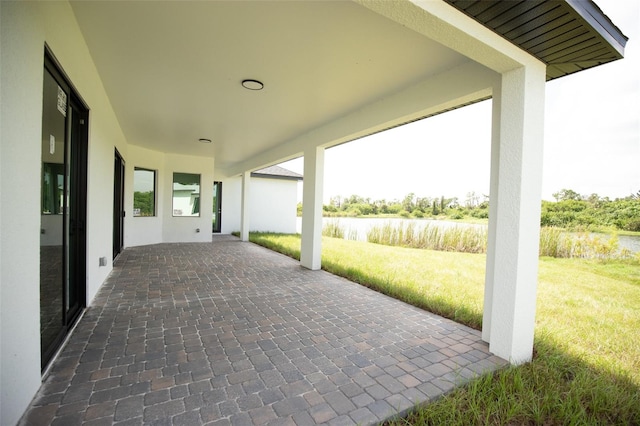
xmin=20 ymin=235 xmax=506 ymax=425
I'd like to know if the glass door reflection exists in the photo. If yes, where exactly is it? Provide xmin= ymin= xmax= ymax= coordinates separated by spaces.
xmin=40 ymin=53 xmax=88 ymax=370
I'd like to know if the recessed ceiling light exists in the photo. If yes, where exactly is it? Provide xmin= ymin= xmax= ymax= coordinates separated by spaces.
xmin=242 ymin=79 xmax=264 ymax=90
xmin=199 ymin=138 xmax=212 ymax=143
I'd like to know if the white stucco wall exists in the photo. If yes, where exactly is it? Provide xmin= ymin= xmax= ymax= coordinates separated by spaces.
xmin=126 ymin=145 xmax=165 ymax=247
xmin=1 ymin=5 xmax=44 ymax=424
xmin=220 ymin=176 xmax=242 ymax=234
xmin=126 ymin=148 xmax=215 ymax=246
xmin=219 ymin=175 xmax=299 ymax=234
xmin=250 ymin=178 xmax=300 ymax=234
xmin=0 ymin=2 xmax=128 ymax=424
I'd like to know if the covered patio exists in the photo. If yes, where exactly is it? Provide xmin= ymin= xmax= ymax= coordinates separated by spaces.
xmin=20 ymin=236 xmax=505 ymax=425
xmin=0 ymin=1 xmax=628 ymax=424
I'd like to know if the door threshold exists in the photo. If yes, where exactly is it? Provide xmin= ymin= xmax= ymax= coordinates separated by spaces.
xmin=41 ymin=308 xmax=87 ymax=380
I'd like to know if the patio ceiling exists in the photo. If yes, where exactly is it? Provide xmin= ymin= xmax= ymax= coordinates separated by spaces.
xmin=69 ymin=1 xmax=470 ymax=171
xmin=69 ymin=0 xmax=626 ymax=175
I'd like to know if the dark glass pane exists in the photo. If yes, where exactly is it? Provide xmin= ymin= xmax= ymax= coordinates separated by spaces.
xmin=173 ymin=172 xmax=200 ymax=217
xmin=133 ymin=168 xmax=156 ymax=216
xmin=40 ymin=69 xmax=66 ymax=357
xmin=212 ymin=182 xmax=222 ymax=233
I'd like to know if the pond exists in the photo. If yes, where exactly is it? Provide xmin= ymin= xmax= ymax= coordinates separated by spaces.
xmin=296 ymin=217 xmax=640 ymax=254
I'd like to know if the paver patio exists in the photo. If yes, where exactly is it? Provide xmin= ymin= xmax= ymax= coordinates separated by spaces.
xmin=20 ymin=235 xmax=506 ymax=425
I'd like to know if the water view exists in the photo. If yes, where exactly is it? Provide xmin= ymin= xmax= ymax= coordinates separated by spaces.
xmin=296 ymin=217 xmax=640 ymax=254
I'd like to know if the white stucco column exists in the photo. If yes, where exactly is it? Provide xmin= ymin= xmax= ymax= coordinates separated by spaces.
xmin=482 ymin=81 xmax=502 ymax=344
xmin=300 ymin=146 xmax=325 ymax=270
xmin=483 ymin=64 xmax=546 ymax=364
xmin=240 ymin=170 xmax=251 ymax=242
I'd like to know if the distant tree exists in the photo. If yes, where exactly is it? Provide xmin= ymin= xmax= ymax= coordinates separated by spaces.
xmin=416 ymin=197 xmax=431 ymax=211
xmin=552 ymin=189 xmax=583 ymax=202
xmin=402 ymin=193 xmax=415 ymax=212
xmin=347 ymin=194 xmax=366 ymax=205
xmin=329 ymin=195 xmax=342 ymax=208
xmin=465 ymin=191 xmax=480 ymax=208
xmin=586 ymin=193 xmax=606 ymax=207
xmin=133 ymin=191 xmax=154 ymax=216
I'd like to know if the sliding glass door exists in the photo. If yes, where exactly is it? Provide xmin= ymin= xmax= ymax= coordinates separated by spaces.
xmin=213 ymin=181 xmax=222 ymax=233
xmin=40 ymin=52 xmax=88 ymax=370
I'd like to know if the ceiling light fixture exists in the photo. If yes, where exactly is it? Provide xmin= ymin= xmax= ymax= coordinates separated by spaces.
xmin=241 ymin=79 xmax=264 ymax=90
xmin=199 ymin=138 xmax=212 ymax=143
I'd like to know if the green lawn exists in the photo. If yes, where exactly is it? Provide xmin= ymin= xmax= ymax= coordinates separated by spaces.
xmin=249 ymin=233 xmax=640 ymax=425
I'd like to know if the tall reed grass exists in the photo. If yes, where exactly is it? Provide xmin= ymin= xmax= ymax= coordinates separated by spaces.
xmin=539 ymin=227 xmax=635 ymax=260
xmin=322 ymin=219 xmax=345 ymax=239
xmin=322 ymin=219 xmax=358 ymax=240
xmin=364 ymin=222 xmax=636 ymax=261
xmin=367 ymin=222 xmax=487 ymax=253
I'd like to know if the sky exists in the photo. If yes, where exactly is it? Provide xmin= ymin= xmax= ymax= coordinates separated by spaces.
xmin=280 ymin=0 xmax=639 ymax=203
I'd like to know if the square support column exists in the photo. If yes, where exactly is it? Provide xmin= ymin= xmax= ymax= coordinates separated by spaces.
xmin=483 ymin=64 xmax=546 ymax=364
xmin=482 ymin=81 xmax=503 ymax=344
xmin=300 ymin=146 xmax=325 ymax=270
xmin=240 ymin=170 xmax=251 ymax=242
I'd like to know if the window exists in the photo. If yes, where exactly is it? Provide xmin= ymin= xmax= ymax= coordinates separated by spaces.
xmin=172 ymin=172 xmax=200 ymax=217
xmin=133 ymin=167 xmax=156 ymax=217
xmin=42 ymin=162 xmax=65 ymax=214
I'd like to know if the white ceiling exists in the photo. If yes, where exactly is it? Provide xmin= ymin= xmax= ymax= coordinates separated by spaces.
xmin=70 ymin=1 xmax=471 ymax=173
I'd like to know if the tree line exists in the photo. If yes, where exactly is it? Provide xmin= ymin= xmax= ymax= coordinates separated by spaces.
xmin=300 ymin=189 xmax=640 ymax=232
xmin=541 ymin=189 xmax=640 ymax=231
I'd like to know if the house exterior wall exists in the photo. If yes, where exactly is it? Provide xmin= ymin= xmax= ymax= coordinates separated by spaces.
xmin=0 ymin=3 xmax=216 ymax=424
xmin=126 ymin=147 xmax=215 ymax=247
xmin=221 ymin=176 xmax=242 ymax=235
xmin=220 ymin=176 xmax=299 ymax=234
xmin=126 ymin=145 xmax=165 ymax=247
xmin=249 ymin=178 xmax=300 ymax=234
xmin=1 ymin=5 xmax=45 ymax=423
xmin=0 ymin=2 xmax=129 ymax=424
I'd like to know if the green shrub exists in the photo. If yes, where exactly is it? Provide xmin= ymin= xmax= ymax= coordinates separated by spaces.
xmin=470 ymin=208 xmax=489 ymax=219
xmin=623 ymin=219 xmax=640 ymax=232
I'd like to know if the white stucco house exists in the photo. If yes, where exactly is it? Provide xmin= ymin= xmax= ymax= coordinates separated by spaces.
xmin=221 ymin=165 xmax=303 ymax=235
xmin=0 ymin=1 xmax=627 ymax=424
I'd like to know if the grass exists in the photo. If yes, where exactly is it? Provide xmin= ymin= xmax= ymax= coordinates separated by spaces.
xmin=539 ymin=227 xmax=638 ymax=260
xmin=367 ymin=221 xmax=487 ymax=254
xmin=248 ymin=232 xmax=640 ymax=425
xmin=362 ymin=221 xmax=637 ymax=260
xmin=322 ymin=219 xmax=346 ymax=239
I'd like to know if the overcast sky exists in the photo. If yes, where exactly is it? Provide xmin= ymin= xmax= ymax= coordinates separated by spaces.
xmin=281 ymin=0 xmax=639 ymax=203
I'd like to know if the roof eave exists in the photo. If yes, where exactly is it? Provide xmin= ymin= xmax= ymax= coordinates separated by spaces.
xmin=444 ymin=0 xmax=628 ymax=81
xmin=250 ymin=173 xmax=303 ymax=182
xmin=566 ymin=0 xmax=627 ymax=58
